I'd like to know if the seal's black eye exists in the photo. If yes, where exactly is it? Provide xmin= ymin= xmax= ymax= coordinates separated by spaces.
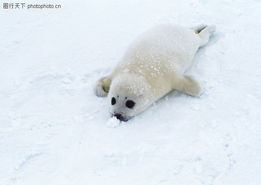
xmin=126 ymin=100 xmax=135 ymax=109
xmin=111 ymin=97 xmax=116 ymax=105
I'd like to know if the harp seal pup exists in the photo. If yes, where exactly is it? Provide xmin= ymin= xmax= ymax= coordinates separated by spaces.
xmin=94 ymin=24 xmax=216 ymax=121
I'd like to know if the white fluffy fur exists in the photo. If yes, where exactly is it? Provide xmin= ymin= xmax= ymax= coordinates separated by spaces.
xmin=95 ymin=24 xmax=216 ymax=120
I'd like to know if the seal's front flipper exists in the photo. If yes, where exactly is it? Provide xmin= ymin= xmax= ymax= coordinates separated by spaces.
xmin=172 ymin=75 xmax=203 ymax=97
xmin=94 ymin=76 xmax=112 ymax=97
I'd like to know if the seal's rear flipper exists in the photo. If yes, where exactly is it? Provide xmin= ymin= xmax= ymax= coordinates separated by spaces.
xmin=192 ymin=24 xmax=208 ymax=34
xmin=192 ymin=24 xmax=216 ymax=47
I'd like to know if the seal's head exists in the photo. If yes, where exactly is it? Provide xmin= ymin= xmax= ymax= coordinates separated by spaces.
xmin=108 ymin=73 xmax=151 ymax=121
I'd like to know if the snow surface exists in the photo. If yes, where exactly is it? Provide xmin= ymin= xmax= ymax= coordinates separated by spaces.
xmin=1 ymin=0 xmax=261 ymax=185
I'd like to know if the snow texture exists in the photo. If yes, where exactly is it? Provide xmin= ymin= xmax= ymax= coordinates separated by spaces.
xmin=0 ymin=0 xmax=261 ymax=185
xmin=106 ymin=117 xmax=121 ymax=128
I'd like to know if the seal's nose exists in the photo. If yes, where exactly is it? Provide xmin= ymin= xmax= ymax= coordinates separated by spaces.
xmin=114 ymin=113 xmax=125 ymax=121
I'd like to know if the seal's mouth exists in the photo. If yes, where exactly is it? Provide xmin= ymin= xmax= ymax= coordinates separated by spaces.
xmin=114 ymin=113 xmax=128 ymax=122
xmin=111 ymin=113 xmax=129 ymax=122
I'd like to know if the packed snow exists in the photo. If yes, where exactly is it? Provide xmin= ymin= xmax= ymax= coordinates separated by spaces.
xmin=106 ymin=117 xmax=121 ymax=128
xmin=0 ymin=0 xmax=261 ymax=185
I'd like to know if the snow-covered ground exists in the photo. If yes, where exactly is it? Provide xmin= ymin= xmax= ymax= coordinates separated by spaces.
xmin=1 ymin=0 xmax=261 ymax=184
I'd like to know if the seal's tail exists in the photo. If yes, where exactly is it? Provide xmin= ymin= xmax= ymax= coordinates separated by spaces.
xmin=192 ymin=24 xmax=216 ymax=47
xmin=193 ymin=24 xmax=208 ymax=34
